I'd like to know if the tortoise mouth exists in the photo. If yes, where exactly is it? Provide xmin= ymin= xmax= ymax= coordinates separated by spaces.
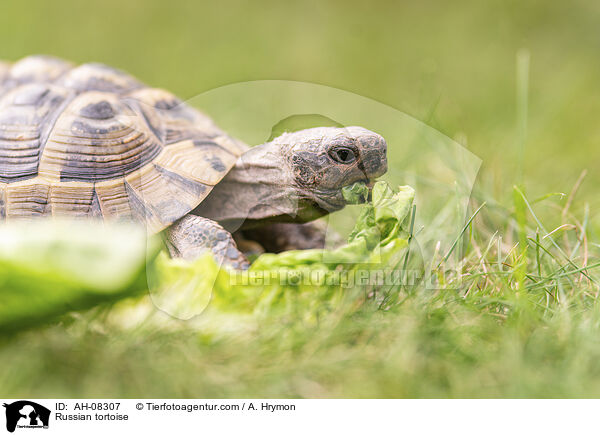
xmin=312 ymin=196 xmax=345 ymax=213
xmin=309 ymin=178 xmax=375 ymax=213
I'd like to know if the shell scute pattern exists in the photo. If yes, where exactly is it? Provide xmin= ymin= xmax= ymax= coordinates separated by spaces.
xmin=124 ymin=163 xmax=208 ymax=231
xmin=3 ymin=56 xmax=73 ymax=89
xmin=0 ymin=83 xmax=70 ymax=182
xmin=57 ymin=62 xmax=143 ymax=94
xmin=38 ymin=91 xmax=163 ymax=182
xmin=0 ymin=56 xmax=245 ymax=232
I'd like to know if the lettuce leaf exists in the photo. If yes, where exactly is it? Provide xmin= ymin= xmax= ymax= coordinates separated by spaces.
xmin=0 ymin=221 xmax=160 ymax=332
xmin=150 ymin=182 xmax=415 ymax=319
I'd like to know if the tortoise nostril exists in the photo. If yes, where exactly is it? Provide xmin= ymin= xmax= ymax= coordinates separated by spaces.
xmin=360 ymin=137 xmax=388 ymax=178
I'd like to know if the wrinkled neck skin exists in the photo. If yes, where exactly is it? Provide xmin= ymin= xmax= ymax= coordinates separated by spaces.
xmin=193 ymin=142 xmax=326 ymax=231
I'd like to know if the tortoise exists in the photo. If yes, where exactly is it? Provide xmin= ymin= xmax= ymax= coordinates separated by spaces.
xmin=0 ymin=55 xmax=387 ymax=269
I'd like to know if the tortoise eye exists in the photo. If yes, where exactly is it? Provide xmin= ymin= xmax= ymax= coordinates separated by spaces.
xmin=329 ymin=147 xmax=356 ymax=164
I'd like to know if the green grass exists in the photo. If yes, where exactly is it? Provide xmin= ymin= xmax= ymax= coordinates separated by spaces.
xmin=0 ymin=0 xmax=599 ymax=398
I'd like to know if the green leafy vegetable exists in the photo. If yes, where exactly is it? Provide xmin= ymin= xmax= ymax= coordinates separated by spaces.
xmin=150 ymin=181 xmax=415 ymax=319
xmin=342 ymin=181 xmax=369 ymax=204
xmin=0 ymin=221 xmax=160 ymax=332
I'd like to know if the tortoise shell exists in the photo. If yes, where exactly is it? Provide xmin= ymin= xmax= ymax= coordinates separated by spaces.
xmin=0 ymin=55 xmax=247 ymax=233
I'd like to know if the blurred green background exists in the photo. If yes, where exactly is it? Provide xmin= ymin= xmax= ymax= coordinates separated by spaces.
xmin=1 ymin=0 xmax=598 ymax=204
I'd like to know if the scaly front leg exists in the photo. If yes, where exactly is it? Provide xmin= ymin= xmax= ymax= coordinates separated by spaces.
xmin=166 ymin=215 xmax=249 ymax=270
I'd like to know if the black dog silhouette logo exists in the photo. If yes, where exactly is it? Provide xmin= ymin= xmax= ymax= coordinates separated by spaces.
xmin=3 ymin=401 xmax=50 ymax=432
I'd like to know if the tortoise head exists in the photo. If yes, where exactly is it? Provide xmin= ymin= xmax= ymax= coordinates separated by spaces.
xmin=275 ymin=126 xmax=388 ymax=219
xmin=196 ymin=126 xmax=388 ymax=227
